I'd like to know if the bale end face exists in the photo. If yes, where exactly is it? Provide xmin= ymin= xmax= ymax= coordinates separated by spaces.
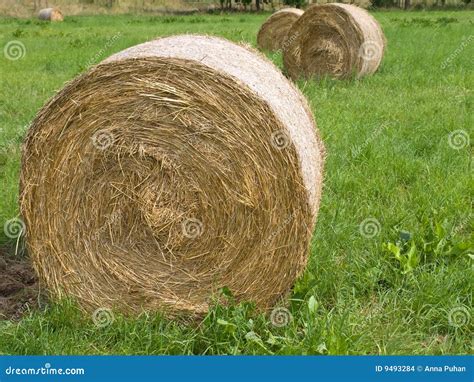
xmin=283 ymin=3 xmax=385 ymax=80
xmin=20 ymin=35 xmax=324 ymax=318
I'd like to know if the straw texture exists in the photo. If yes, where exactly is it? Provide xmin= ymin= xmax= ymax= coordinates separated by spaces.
xmin=20 ymin=35 xmax=324 ymax=317
xmin=257 ymin=8 xmax=303 ymax=52
xmin=283 ymin=3 xmax=385 ymax=79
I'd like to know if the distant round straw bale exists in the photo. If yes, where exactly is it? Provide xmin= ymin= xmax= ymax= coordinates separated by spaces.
xmin=20 ymin=35 xmax=325 ymax=317
xmin=257 ymin=8 xmax=303 ymax=52
xmin=38 ymin=8 xmax=64 ymax=22
xmin=283 ymin=3 xmax=385 ymax=79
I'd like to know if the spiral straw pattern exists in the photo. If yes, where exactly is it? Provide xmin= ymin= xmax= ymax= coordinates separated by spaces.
xmin=20 ymin=35 xmax=325 ymax=317
xmin=283 ymin=4 xmax=385 ymax=79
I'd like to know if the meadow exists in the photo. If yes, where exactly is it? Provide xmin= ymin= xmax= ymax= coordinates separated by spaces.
xmin=0 ymin=9 xmax=472 ymax=355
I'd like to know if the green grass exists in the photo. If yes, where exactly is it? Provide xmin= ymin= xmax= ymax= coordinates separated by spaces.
xmin=0 ymin=10 xmax=472 ymax=355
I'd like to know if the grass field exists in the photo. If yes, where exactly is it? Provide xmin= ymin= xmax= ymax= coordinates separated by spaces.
xmin=0 ymin=10 xmax=472 ymax=355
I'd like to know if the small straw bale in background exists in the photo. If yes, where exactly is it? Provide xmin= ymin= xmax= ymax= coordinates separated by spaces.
xmin=283 ymin=3 xmax=385 ymax=79
xmin=38 ymin=7 xmax=64 ymax=21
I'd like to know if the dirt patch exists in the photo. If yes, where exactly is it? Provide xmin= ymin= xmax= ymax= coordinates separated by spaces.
xmin=0 ymin=246 xmax=42 ymax=321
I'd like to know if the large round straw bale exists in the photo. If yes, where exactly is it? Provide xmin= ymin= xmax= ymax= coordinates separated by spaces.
xmin=38 ymin=8 xmax=64 ymax=22
xmin=283 ymin=3 xmax=385 ymax=79
xmin=20 ymin=35 xmax=325 ymax=317
xmin=257 ymin=8 xmax=303 ymax=52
